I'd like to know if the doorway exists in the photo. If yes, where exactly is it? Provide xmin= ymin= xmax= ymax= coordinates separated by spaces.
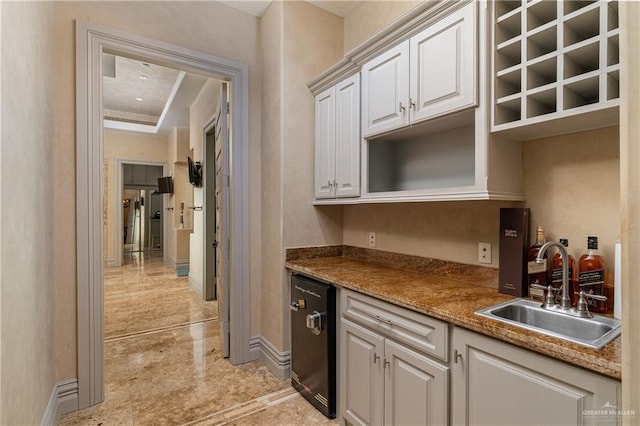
xmin=76 ymin=21 xmax=253 ymax=409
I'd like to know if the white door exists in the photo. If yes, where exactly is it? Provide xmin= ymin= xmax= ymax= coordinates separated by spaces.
xmin=410 ymin=2 xmax=476 ymax=123
xmin=334 ymin=73 xmax=361 ymax=198
xmin=341 ymin=319 xmax=385 ymax=426
xmin=361 ymin=41 xmax=410 ymax=138
xmin=384 ymin=339 xmax=449 ymax=426
xmin=314 ymin=86 xmax=336 ymax=199
xmin=215 ymin=83 xmax=231 ymax=357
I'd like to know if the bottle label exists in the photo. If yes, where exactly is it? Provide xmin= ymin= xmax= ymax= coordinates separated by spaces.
xmin=551 ymin=267 xmax=572 ymax=284
xmin=528 ymin=259 xmax=547 ymax=274
xmin=578 ymin=269 xmax=605 ymax=286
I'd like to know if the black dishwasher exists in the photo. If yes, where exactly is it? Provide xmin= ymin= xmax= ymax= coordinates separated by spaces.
xmin=290 ymin=274 xmax=336 ymax=418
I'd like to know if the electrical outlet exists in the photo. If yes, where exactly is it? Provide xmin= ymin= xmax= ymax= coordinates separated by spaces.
xmin=368 ymin=232 xmax=376 ymax=248
xmin=478 ymin=242 xmax=492 ymax=264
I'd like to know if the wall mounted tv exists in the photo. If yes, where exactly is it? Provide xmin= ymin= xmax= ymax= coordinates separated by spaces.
xmin=157 ymin=176 xmax=174 ymax=194
xmin=188 ymin=156 xmax=202 ymax=187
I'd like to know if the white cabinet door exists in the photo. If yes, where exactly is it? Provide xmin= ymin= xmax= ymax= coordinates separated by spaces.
xmin=314 ymin=86 xmax=336 ymax=199
xmin=334 ymin=73 xmax=361 ymax=198
xmin=341 ymin=319 xmax=384 ymax=426
xmin=361 ymin=41 xmax=410 ymax=138
xmin=384 ymin=339 xmax=449 ymax=426
xmin=451 ymin=327 xmax=620 ymax=426
xmin=410 ymin=2 xmax=476 ymax=124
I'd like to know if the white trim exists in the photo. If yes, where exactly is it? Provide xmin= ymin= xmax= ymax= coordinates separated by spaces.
xmin=40 ymin=384 xmax=58 ymax=426
xmin=188 ymin=274 xmax=203 ymax=297
xmin=249 ymin=336 xmax=291 ymax=380
xmin=40 ymin=379 xmax=79 ymax=425
xmin=56 ymin=379 xmax=80 ymax=417
xmin=113 ymin=157 xmax=168 ymax=267
xmin=76 ymin=21 xmax=252 ymax=409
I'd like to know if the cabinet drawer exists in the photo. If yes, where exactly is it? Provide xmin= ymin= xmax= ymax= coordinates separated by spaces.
xmin=341 ymin=289 xmax=448 ymax=362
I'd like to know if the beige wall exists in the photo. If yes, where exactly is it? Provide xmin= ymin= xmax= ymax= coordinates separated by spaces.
xmin=1 ymin=1 xmax=56 ymax=423
xmin=259 ymin=1 xmax=283 ymax=343
xmin=103 ymin=129 xmax=169 ymax=265
xmin=259 ymin=1 xmax=344 ymax=351
xmin=188 ymin=79 xmax=220 ymax=291
xmin=165 ymin=127 xmax=191 ymax=267
xmin=53 ymin=1 xmax=261 ymax=381
xmin=523 ymin=127 xmax=620 ymax=264
xmin=620 ymin=2 xmax=640 ymax=417
xmin=343 ymin=0 xmax=421 ymax=52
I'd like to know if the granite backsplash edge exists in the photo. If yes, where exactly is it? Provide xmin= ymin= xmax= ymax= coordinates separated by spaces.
xmin=285 ymin=245 xmax=498 ymax=289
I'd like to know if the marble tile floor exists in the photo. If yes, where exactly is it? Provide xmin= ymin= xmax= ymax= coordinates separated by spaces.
xmin=59 ymin=251 xmax=337 ymax=425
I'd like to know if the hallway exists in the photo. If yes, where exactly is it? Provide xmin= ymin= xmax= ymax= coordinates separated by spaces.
xmin=59 ymin=253 xmax=335 ymax=425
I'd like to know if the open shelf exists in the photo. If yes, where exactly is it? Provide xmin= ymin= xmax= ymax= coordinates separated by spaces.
xmin=563 ymin=6 xmax=600 ymax=47
xmin=563 ymin=76 xmax=599 ymax=110
xmin=563 ymin=0 xmax=597 ymax=16
xmin=496 ymin=1 xmax=522 ymax=19
xmin=607 ymin=32 xmax=619 ymax=66
xmin=493 ymin=0 xmax=620 ymax=133
xmin=367 ymin=112 xmax=476 ymax=193
xmin=607 ymin=1 xmax=618 ymax=32
xmin=527 ymin=25 xmax=557 ymax=61
xmin=526 ymin=1 xmax=557 ymax=31
xmin=496 ymin=68 xmax=522 ymax=98
xmin=564 ymin=41 xmax=599 ymax=79
xmin=526 ymin=88 xmax=557 ymax=118
xmin=496 ymin=11 xmax=522 ymax=45
xmin=527 ymin=56 xmax=557 ymax=89
xmin=607 ymin=67 xmax=620 ymax=101
xmin=495 ymin=97 xmax=522 ymax=125
xmin=496 ymin=39 xmax=522 ymax=71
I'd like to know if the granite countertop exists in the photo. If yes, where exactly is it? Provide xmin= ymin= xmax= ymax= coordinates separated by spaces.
xmin=285 ymin=247 xmax=621 ymax=380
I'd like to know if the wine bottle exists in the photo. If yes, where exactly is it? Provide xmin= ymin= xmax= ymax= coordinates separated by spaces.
xmin=578 ymin=236 xmax=607 ymax=314
xmin=527 ymin=225 xmax=547 ymax=300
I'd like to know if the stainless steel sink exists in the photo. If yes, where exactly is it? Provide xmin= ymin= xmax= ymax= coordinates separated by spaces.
xmin=476 ymin=298 xmax=621 ymax=349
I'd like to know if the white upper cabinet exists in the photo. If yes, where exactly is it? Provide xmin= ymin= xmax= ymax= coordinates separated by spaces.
xmin=362 ymin=2 xmax=477 ymax=138
xmin=315 ymin=73 xmax=361 ymax=199
xmin=335 ymin=75 xmax=361 ymax=198
xmin=361 ymin=43 xmax=410 ymax=137
xmin=410 ymin=2 xmax=476 ymax=123
xmin=314 ymin=87 xmax=336 ymax=199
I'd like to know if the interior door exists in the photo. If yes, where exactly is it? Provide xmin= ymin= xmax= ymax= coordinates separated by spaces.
xmin=215 ymin=83 xmax=231 ymax=358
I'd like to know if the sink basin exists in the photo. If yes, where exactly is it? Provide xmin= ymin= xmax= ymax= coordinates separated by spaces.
xmin=476 ymin=298 xmax=621 ymax=349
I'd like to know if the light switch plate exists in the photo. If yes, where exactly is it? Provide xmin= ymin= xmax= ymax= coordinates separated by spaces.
xmin=478 ymin=242 xmax=492 ymax=264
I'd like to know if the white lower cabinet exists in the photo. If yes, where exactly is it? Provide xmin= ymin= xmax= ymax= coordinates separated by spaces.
xmin=451 ymin=326 xmax=621 ymax=426
xmin=339 ymin=289 xmax=449 ymax=426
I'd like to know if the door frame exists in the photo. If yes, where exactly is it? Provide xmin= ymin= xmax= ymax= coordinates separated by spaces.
xmin=76 ymin=21 xmax=253 ymax=409
xmin=112 ymin=158 xmax=168 ymax=266
xmin=203 ymin=119 xmax=217 ymax=301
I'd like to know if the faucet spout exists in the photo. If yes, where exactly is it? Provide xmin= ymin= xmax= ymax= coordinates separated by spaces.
xmin=536 ymin=241 xmax=571 ymax=310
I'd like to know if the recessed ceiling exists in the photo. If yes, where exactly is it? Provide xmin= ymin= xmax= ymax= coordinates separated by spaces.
xmin=102 ymin=54 xmax=209 ymax=135
xmin=219 ymin=0 xmax=362 ymax=17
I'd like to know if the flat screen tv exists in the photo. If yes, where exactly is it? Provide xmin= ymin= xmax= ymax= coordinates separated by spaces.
xmin=188 ymin=156 xmax=202 ymax=187
xmin=157 ymin=176 xmax=174 ymax=194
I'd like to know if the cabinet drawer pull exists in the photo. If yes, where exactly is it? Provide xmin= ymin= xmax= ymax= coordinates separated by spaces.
xmin=365 ymin=312 xmax=392 ymax=326
xmin=410 ymin=98 xmax=416 ymax=110
xmin=384 ymin=358 xmax=390 ymax=369
xmin=399 ymin=102 xmax=406 ymax=112
xmin=373 ymin=353 xmax=380 ymax=364
xmin=454 ymin=348 xmax=462 ymax=364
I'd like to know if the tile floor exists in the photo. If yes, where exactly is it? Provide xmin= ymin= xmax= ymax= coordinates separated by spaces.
xmin=59 ymin=251 xmax=337 ymax=425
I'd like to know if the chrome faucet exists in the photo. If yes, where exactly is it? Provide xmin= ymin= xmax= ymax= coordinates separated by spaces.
xmin=536 ymin=241 xmax=572 ymax=310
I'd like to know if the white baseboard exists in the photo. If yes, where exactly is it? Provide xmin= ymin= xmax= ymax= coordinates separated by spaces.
xmin=57 ymin=379 xmax=79 ymax=416
xmin=188 ymin=275 xmax=202 ymax=296
xmin=40 ymin=379 xmax=78 ymax=425
xmin=249 ymin=335 xmax=290 ymax=380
